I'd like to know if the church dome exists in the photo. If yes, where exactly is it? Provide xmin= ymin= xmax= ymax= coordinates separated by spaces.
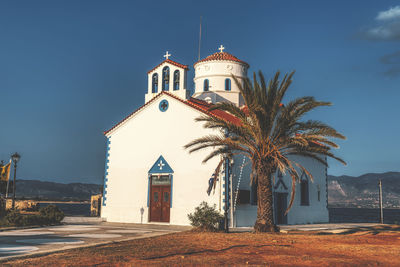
xmin=193 ymin=46 xmax=249 ymax=106
xmin=194 ymin=51 xmax=249 ymax=68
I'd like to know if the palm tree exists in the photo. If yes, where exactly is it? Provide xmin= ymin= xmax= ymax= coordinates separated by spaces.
xmin=185 ymin=71 xmax=346 ymax=232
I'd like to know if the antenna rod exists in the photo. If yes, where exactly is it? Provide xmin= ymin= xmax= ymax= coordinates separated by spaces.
xmin=379 ymin=179 xmax=383 ymax=224
xmin=198 ymin=16 xmax=202 ymax=61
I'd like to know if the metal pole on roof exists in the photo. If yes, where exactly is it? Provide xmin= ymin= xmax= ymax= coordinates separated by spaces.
xmin=198 ymin=16 xmax=202 ymax=61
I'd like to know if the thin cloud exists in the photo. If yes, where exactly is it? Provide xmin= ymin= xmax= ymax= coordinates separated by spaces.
xmin=376 ymin=6 xmax=400 ymax=21
xmin=364 ymin=21 xmax=400 ymax=41
xmin=360 ymin=6 xmax=400 ymax=41
xmin=383 ymin=67 xmax=400 ymax=77
xmin=380 ymin=51 xmax=400 ymax=77
xmin=380 ymin=51 xmax=400 ymax=64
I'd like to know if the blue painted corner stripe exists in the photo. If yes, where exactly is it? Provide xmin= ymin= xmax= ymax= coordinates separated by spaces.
xmin=102 ymin=136 xmax=111 ymax=207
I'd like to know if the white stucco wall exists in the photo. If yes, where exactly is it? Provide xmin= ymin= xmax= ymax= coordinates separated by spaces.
xmin=284 ymin=156 xmax=329 ymax=225
xmin=101 ymin=94 xmax=221 ymax=225
xmin=232 ymin=155 xmax=329 ymax=227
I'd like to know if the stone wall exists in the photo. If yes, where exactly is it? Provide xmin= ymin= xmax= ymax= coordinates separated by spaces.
xmin=5 ymin=199 xmax=39 ymax=211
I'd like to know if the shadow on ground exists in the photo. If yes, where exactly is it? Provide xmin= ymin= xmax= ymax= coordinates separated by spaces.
xmin=142 ymin=243 xmax=292 ymax=260
xmin=316 ymin=225 xmax=400 ymax=235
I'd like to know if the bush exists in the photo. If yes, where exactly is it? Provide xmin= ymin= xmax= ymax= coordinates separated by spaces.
xmin=39 ymin=205 xmax=65 ymax=224
xmin=0 ymin=205 xmax=65 ymax=227
xmin=4 ymin=210 xmax=44 ymax=227
xmin=188 ymin=201 xmax=224 ymax=232
xmin=4 ymin=209 xmax=23 ymax=226
xmin=20 ymin=214 xmax=44 ymax=226
xmin=0 ymin=198 xmax=6 ymax=218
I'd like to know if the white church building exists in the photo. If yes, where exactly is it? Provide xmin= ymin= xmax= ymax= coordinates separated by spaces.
xmin=100 ymin=47 xmax=329 ymax=226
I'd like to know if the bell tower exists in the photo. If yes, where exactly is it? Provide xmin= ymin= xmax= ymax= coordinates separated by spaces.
xmin=145 ymin=51 xmax=189 ymax=103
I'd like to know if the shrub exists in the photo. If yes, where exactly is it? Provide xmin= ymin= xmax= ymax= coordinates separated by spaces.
xmin=4 ymin=209 xmax=23 ymax=226
xmin=0 ymin=205 xmax=65 ymax=227
xmin=20 ymin=214 xmax=45 ymax=226
xmin=0 ymin=198 xmax=6 ymax=218
xmin=39 ymin=205 xmax=65 ymax=224
xmin=188 ymin=201 xmax=224 ymax=232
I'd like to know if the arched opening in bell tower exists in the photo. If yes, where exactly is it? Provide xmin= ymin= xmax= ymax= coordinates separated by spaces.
xmin=162 ymin=66 xmax=170 ymax=91
xmin=152 ymin=73 xmax=158 ymax=93
xmin=173 ymin=70 xmax=180 ymax=90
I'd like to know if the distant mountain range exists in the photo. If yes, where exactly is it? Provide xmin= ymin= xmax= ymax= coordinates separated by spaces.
xmin=328 ymin=172 xmax=400 ymax=208
xmin=12 ymin=179 xmax=102 ymax=201
xmin=4 ymin=172 xmax=400 ymax=207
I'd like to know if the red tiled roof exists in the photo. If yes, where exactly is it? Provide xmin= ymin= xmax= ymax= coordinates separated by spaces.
xmin=147 ymin=59 xmax=189 ymax=74
xmin=186 ymin=97 xmax=242 ymax=126
xmin=194 ymin=52 xmax=249 ymax=67
xmin=104 ymin=92 xmax=241 ymax=135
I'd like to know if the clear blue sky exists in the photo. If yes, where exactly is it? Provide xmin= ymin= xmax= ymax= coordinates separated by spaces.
xmin=1 ymin=1 xmax=399 ymax=184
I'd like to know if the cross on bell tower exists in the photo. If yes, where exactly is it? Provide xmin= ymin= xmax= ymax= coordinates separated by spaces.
xmin=218 ymin=45 xmax=225 ymax=53
xmin=163 ymin=51 xmax=171 ymax=60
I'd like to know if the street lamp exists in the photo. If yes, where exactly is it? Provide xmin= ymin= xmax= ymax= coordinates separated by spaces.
xmin=11 ymin=152 xmax=20 ymax=209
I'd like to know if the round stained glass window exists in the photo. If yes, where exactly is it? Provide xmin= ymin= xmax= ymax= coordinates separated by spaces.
xmin=159 ymin=99 xmax=169 ymax=112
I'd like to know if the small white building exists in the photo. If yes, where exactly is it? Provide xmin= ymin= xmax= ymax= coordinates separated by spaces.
xmin=101 ymin=47 xmax=329 ymax=226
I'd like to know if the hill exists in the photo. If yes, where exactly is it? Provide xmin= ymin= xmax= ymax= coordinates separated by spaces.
xmin=4 ymin=172 xmax=400 ymax=206
xmin=328 ymin=172 xmax=400 ymax=208
xmin=12 ymin=179 xmax=102 ymax=201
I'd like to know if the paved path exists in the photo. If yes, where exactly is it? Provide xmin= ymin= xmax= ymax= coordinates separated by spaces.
xmin=280 ymin=223 xmax=383 ymax=232
xmin=233 ymin=223 xmax=384 ymax=233
xmin=0 ymin=218 xmax=190 ymax=262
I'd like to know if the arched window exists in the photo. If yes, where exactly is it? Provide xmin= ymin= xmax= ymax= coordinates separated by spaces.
xmin=225 ymin=78 xmax=231 ymax=91
xmin=162 ymin=66 xmax=170 ymax=91
xmin=203 ymin=79 xmax=209 ymax=91
xmin=300 ymin=174 xmax=309 ymax=206
xmin=251 ymin=182 xmax=257 ymax=205
xmin=173 ymin=70 xmax=180 ymax=90
xmin=152 ymin=73 xmax=158 ymax=93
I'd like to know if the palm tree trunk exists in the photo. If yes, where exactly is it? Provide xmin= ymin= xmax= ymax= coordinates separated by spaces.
xmin=254 ymin=164 xmax=279 ymax=233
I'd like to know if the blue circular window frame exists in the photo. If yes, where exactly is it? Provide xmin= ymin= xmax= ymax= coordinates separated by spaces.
xmin=159 ymin=99 xmax=169 ymax=112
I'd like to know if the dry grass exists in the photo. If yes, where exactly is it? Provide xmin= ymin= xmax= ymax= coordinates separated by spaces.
xmin=3 ymin=225 xmax=400 ymax=266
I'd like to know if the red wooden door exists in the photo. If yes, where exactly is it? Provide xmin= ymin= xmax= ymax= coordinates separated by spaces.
xmin=160 ymin=186 xmax=170 ymax=222
xmin=150 ymin=185 xmax=170 ymax=222
xmin=150 ymin=186 xmax=162 ymax=222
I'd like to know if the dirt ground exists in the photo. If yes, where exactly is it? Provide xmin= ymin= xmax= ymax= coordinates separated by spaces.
xmin=3 ymin=225 xmax=400 ymax=266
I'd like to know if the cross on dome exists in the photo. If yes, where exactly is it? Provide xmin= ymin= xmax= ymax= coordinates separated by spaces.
xmin=158 ymin=160 xmax=165 ymax=170
xmin=218 ymin=45 xmax=225 ymax=53
xmin=163 ymin=51 xmax=171 ymax=60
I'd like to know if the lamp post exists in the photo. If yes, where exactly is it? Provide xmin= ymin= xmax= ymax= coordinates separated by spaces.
xmin=11 ymin=152 xmax=20 ymax=209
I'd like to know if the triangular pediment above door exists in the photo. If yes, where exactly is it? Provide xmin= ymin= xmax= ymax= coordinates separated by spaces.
xmin=149 ymin=155 xmax=174 ymax=174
